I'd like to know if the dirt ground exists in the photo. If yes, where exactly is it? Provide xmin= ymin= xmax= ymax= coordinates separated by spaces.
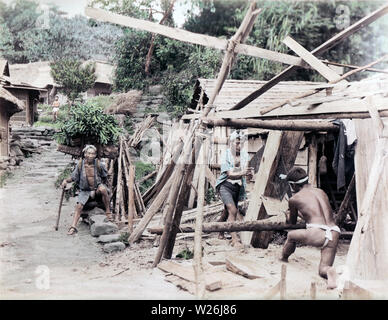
xmin=0 ymin=141 xmax=349 ymax=300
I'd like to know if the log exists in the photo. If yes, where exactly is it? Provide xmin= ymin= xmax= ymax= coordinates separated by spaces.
xmin=127 ymin=164 xmax=136 ymax=232
xmin=152 ymin=165 xmax=185 ymax=267
xmin=128 ymin=176 xmax=173 ymax=244
xmin=148 ymin=219 xmax=306 ymax=234
xmin=203 ymin=118 xmax=339 ymax=132
xmin=164 ymin=135 xmax=202 ymax=259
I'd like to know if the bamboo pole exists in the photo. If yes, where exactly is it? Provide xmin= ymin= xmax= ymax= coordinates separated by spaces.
xmin=114 ymin=136 xmax=124 ymax=221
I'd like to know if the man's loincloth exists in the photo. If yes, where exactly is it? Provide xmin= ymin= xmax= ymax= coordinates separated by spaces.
xmin=306 ymin=223 xmax=341 ymax=249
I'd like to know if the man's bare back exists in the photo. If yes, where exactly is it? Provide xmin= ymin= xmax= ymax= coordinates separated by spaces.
xmin=281 ymin=167 xmax=340 ymax=289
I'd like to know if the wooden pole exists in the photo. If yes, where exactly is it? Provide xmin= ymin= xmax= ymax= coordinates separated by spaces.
xmin=203 ymin=118 xmax=339 ymax=132
xmin=114 ymin=136 xmax=123 ymax=221
xmin=308 ymin=134 xmax=318 ymax=187
xmin=148 ymin=220 xmax=306 ymax=235
xmin=127 ymin=164 xmax=136 ymax=233
xmin=193 ymin=137 xmax=209 ymax=298
xmin=164 ymin=136 xmax=203 ymax=259
xmin=152 ymin=166 xmax=184 ymax=267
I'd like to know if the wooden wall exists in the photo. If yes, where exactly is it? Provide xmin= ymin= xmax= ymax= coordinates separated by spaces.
xmin=346 ymin=118 xmax=388 ymax=281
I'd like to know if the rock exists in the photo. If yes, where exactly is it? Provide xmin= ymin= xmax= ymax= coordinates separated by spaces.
xmin=89 ymin=215 xmax=108 ymax=225
xmin=85 ymin=206 xmax=106 ymax=217
xmin=90 ymin=222 xmax=118 ymax=237
xmin=97 ymin=234 xmax=121 ymax=243
xmin=103 ymin=242 xmax=126 ymax=253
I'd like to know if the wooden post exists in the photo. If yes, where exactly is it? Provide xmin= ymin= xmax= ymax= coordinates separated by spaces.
xmin=310 ymin=281 xmax=316 ymax=300
xmin=193 ymin=138 xmax=209 ymax=298
xmin=280 ymin=264 xmax=287 ymax=300
xmin=308 ymin=134 xmax=318 ymax=187
xmin=164 ymin=136 xmax=202 ymax=259
xmin=114 ymin=136 xmax=123 ymax=221
xmin=127 ymin=164 xmax=136 ymax=233
xmin=152 ymin=166 xmax=185 ymax=267
xmin=241 ymin=131 xmax=283 ymax=246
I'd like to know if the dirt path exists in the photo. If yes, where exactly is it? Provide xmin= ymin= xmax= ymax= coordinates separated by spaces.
xmin=0 ymin=141 xmax=192 ymax=299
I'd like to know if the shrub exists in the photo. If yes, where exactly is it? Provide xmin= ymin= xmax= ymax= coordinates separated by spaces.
xmin=54 ymin=102 xmax=122 ymax=146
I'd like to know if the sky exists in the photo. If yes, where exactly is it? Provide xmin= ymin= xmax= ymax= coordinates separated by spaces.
xmin=3 ymin=0 xmax=192 ymax=27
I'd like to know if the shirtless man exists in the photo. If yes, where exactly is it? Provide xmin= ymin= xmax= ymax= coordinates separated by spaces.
xmin=280 ymin=167 xmax=340 ymax=289
xmin=61 ymin=145 xmax=112 ymax=235
xmin=52 ymin=96 xmax=60 ymax=122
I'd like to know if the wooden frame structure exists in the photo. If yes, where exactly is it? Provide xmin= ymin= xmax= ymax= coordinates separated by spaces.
xmin=86 ymin=2 xmax=388 ymax=298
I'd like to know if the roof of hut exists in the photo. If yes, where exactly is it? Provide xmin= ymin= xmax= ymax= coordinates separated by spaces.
xmin=8 ymin=60 xmax=114 ymax=89
xmin=0 ymin=86 xmax=25 ymax=115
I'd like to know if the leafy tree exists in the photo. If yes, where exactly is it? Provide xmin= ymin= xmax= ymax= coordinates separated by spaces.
xmin=0 ymin=0 xmax=122 ymax=63
xmin=50 ymin=59 xmax=97 ymax=105
xmin=0 ymin=0 xmax=40 ymax=63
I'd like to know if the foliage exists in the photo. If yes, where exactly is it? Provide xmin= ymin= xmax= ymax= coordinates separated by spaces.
xmin=54 ymin=102 xmax=122 ymax=146
xmin=176 ymin=247 xmax=194 ymax=260
xmin=0 ymin=0 xmax=40 ymax=63
xmin=134 ymin=160 xmax=156 ymax=194
xmin=50 ymin=59 xmax=97 ymax=104
xmin=36 ymin=103 xmax=70 ymax=124
xmin=119 ymin=232 xmax=130 ymax=245
xmin=0 ymin=0 xmax=122 ymax=63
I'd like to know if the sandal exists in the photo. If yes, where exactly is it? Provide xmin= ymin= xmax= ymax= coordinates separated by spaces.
xmin=67 ymin=226 xmax=78 ymax=235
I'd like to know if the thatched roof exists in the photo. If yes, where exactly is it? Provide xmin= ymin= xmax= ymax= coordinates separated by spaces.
xmin=105 ymin=90 xmax=142 ymax=115
xmin=9 ymin=60 xmax=114 ymax=89
xmin=0 ymin=86 xmax=25 ymax=115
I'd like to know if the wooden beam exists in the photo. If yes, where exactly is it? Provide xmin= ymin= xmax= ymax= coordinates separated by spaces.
xmin=308 ymin=135 xmax=318 ymax=187
xmin=283 ymin=36 xmax=344 ymax=82
xmin=85 ymin=6 xmax=304 ymax=67
xmin=203 ymin=118 xmax=339 ymax=132
xmin=228 ymin=3 xmax=388 ymax=111
xmin=335 ymin=173 xmax=355 ymax=226
xmin=240 ymin=131 xmax=283 ymax=245
xmin=148 ymin=219 xmax=306 ymax=234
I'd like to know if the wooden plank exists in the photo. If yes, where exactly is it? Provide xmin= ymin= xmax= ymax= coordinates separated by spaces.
xmin=240 ymin=131 xmax=283 ymax=245
xmin=346 ymin=118 xmax=388 ymax=281
xmin=228 ymin=3 xmax=388 ymax=111
xmin=261 ymin=196 xmax=288 ymax=216
xmin=85 ymin=7 xmax=305 ymax=67
xmin=205 ymin=166 xmax=216 ymax=189
xmin=283 ymin=36 xmax=344 ymax=82
xmin=225 ymin=256 xmax=272 ymax=279
xmin=210 ymin=95 xmax=388 ymax=119
xmin=158 ymin=260 xmax=222 ymax=292
xmin=365 ymin=96 xmax=385 ymax=138
xmin=251 ymin=130 xmax=304 ymax=248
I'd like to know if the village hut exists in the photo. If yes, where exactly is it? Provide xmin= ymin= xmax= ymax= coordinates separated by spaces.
xmin=0 ymin=60 xmax=25 ymax=158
